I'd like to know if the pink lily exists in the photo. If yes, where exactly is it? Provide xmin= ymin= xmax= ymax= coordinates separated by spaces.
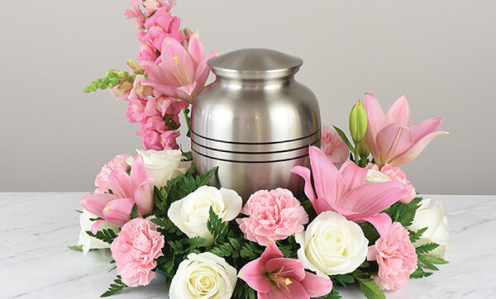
xmin=364 ymin=93 xmax=448 ymax=168
xmin=292 ymin=146 xmax=406 ymax=238
xmin=239 ymin=241 xmax=333 ymax=299
xmin=142 ymin=31 xmax=218 ymax=102
xmin=81 ymin=155 xmax=154 ymax=232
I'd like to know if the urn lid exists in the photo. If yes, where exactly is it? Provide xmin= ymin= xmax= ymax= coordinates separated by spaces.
xmin=208 ymin=48 xmax=303 ymax=80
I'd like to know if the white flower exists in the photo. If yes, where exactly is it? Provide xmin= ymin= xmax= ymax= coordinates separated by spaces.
xmin=409 ymin=198 xmax=451 ymax=259
xmin=170 ymin=252 xmax=237 ymax=299
xmin=366 ymin=169 xmax=390 ymax=184
xmin=295 ymin=211 xmax=368 ymax=276
xmin=129 ymin=149 xmax=189 ymax=187
xmin=168 ymin=186 xmax=242 ymax=246
xmin=77 ymin=209 xmax=118 ymax=254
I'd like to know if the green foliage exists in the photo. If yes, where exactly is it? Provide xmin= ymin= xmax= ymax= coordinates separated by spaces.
xmin=233 ymin=280 xmax=256 ymax=299
xmin=101 ymin=275 xmax=127 ymax=297
xmin=207 ymin=206 xmax=228 ymax=245
xmin=386 ymin=197 xmax=422 ymax=227
xmin=333 ymin=125 xmax=354 ymax=152
xmin=240 ymin=241 xmax=264 ymax=260
xmin=181 ymin=151 xmax=193 ymax=161
xmin=67 ymin=245 xmax=83 ymax=252
xmin=84 ymin=69 xmax=136 ymax=93
xmin=86 ymin=229 xmax=118 ymax=245
xmin=361 ymin=222 xmax=380 ymax=246
xmin=356 ymin=277 xmax=385 ymax=299
xmin=416 ymin=243 xmax=439 ymax=254
xmin=75 ymin=209 xmax=83 ymax=213
xmin=151 ymin=217 xmax=182 ymax=236
xmin=410 ymin=266 xmax=433 ymax=279
xmin=322 ymin=288 xmax=342 ymax=299
xmin=332 ymin=274 xmax=355 ymax=287
xmin=276 ymin=236 xmax=299 ymax=259
xmin=409 ymin=238 xmax=448 ymax=278
xmin=409 ymin=227 xmax=428 ymax=243
xmin=130 ymin=204 xmax=139 ymax=220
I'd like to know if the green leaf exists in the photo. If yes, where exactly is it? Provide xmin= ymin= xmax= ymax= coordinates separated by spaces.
xmin=356 ymin=277 xmax=385 ymax=299
xmin=410 ymin=267 xmax=433 ymax=279
xmin=130 ymin=204 xmax=139 ymax=220
xmin=75 ymin=209 xmax=83 ymax=213
xmin=86 ymin=229 xmax=118 ymax=244
xmin=100 ymin=275 xmax=127 ymax=297
xmin=333 ymin=274 xmax=355 ymax=287
xmin=207 ymin=206 xmax=228 ymax=245
xmin=416 ymin=243 xmax=439 ymax=254
xmin=333 ymin=126 xmax=354 ymax=152
xmin=421 ymin=254 xmax=449 ymax=265
xmin=322 ymin=287 xmax=342 ymax=299
xmin=409 ymin=227 xmax=428 ymax=243
xmin=233 ymin=280 xmax=256 ymax=299
xmin=68 ymin=245 xmax=83 ymax=252
xmin=418 ymin=255 xmax=439 ymax=270
xmin=182 ymin=151 xmax=193 ymax=161
xmin=240 ymin=241 xmax=264 ymax=259
xmin=195 ymin=166 xmax=218 ymax=187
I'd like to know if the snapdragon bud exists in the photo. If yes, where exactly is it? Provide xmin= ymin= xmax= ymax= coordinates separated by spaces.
xmin=349 ymin=100 xmax=368 ymax=144
xmin=127 ymin=59 xmax=145 ymax=74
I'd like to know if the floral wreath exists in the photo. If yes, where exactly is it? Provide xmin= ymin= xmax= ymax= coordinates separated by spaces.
xmin=74 ymin=1 xmax=451 ymax=299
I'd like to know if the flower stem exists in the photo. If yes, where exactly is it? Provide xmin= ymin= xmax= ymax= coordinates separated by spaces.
xmin=183 ymin=108 xmax=191 ymax=137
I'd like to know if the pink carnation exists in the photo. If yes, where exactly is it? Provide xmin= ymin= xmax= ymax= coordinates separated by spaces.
xmin=368 ymin=222 xmax=418 ymax=290
xmin=380 ymin=165 xmax=416 ymax=204
xmin=94 ymin=154 xmax=132 ymax=193
xmin=237 ymin=188 xmax=309 ymax=246
xmin=321 ymin=125 xmax=349 ymax=169
xmin=111 ymin=218 xmax=165 ymax=287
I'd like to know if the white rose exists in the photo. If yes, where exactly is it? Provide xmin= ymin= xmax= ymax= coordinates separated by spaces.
xmin=295 ymin=211 xmax=368 ymax=276
xmin=409 ymin=198 xmax=451 ymax=259
xmin=168 ymin=186 xmax=242 ymax=246
xmin=366 ymin=169 xmax=390 ymax=184
xmin=170 ymin=252 xmax=237 ymax=299
xmin=77 ymin=209 xmax=119 ymax=254
xmin=128 ymin=149 xmax=189 ymax=187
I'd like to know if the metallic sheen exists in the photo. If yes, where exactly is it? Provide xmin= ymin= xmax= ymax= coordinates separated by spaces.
xmin=191 ymin=48 xmax=321 ymax=200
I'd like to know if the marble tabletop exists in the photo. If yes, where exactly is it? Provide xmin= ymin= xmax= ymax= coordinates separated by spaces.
xmin=1 ymin=193 xmax=495 ymax=299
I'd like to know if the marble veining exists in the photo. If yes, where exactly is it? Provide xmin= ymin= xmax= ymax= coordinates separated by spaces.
xmin=0 ymin=193 xmax=495 ymax=299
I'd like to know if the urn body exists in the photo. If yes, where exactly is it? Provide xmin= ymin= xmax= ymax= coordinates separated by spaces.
xmin=191 ymin=49 xmax=320 ymax=200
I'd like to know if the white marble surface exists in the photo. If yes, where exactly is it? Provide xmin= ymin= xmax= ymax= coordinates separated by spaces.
xmin=1 ymin=193 xmax=495 ymax=299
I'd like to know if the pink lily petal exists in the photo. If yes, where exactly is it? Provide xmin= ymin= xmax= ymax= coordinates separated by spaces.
xmin=376 ymin=123 xmax=413 ymax=166
xmin=90 ymin=220 xmax=106 ymax=234
xmin=308 ymin=146 xmax=344 ymax=203
xmin=282 ymin=281 xmax=310 ymax=299
xmin=130 ymin=155 xmax=154 ymax=215
xmin=291 ymin=166 xmax=316 ymax=205
xmin=410 ymin=117 xmax=443 ymax=142
xmin=160 ymin=37 xmax=195 ymax=84
xmin=390 ymin=129 xmax=448 ymax=167
xmin=109 ymin=168 xmax=132 ymax=199
xmin=364 ymin=93 xmax=389 ymax=160
xmin=187 ymin=31 xmax=204 ymax=67
xmin=265 ymin=258 xmax=306 ymax=282
xmin=80 ymin=193 xmax=114 ymax=218
xmin=175 ymin=82 xmax=198 ymax=100
xmin=387 ymin=96 xmax=411 ymax=126
xmin=142 ymin=60 xmax=180 ymax=88
xmin=300 ymin=271 xmax=333 ymax=298
xmin=339 ymin=161 xmax=368 ymax=198
xmin=238 ymin=260 xmax=272 ymax=293
xmin=194 ymin=51 xmax=218 ymax=84
xmin=103 ymin=198 xmax=135 ymax=227
xmin=360 ymin=213 xmax=393 ymax=238
xmin=344 ymin=182 xmax=406 ymax=216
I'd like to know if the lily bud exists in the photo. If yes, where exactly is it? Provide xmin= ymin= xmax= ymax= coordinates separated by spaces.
xmin=349 ymin=100 xmax=368 ymax=143
xmin=127 ymin=59 xmax=145 ymax=74
xmin=357 ymin=141 xmax=370 ymax=159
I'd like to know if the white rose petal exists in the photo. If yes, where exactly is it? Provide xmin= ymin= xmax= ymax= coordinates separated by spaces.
xmin=409 ymin=198 xmax=451 ymax=259
xmin=128 ymin=149 xmax=187 ymax=187
xmin=168 ymin=186 xmax=242 ymax=246
xmin=170 ymin=252 xmax=237 ymax=299
xmin=77 ymin=209 xmax=119 ymax=254
xmin=295 ymin=211 xmax=368 ymax=276
xmin=366 ymin=169 xmax=390 ymax=184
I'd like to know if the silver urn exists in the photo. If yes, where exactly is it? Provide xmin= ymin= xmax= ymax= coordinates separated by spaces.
xmin=191 ymin=48 xmax=320 ymax=201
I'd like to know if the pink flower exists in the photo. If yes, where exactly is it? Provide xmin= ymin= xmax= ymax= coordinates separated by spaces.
xmin=94 ymin=154 xmax=132 ymax=194
xmin=367 ymin=222 xmax=418 ymax=290
xmin=141 ymin=0 xmax=175 ymax=17
xmin=141 ymin=7 xmax=185 ymax=50
xmin=292 ymin=146 xmax=407 ymax=238
xmin=142 ymin=31 xmax=218 ymax=102
xmin=137 ymin=128 xmax=180 ymax=150
xmin=124 ymin=0 xmax=145 ymax=29
xmin=237 ymin=189 xmax=309 ymax=246
xmin=239 ymin=241 xmax=333 ymax=299
xmin=81 ymin=155 xmax=154 ymax=231
xmin=138 ymin=43 xmax=158 ymax=62
xmin=320 ymin=125 xmax=349 ymax=169
xmin=380 ymin=164 xmax=416 ymax=204
xmin=111 ymin=218 xmax=165 ymax=287
xmin=364 ymin=93 xmax=448 ymax=168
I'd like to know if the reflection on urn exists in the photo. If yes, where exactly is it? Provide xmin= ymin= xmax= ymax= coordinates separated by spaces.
xmin=191 ymin=48 xmax=320 ymax=201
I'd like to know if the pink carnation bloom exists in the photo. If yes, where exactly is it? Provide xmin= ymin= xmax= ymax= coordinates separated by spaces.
xmin=111 ymin=218 xmax=165 ymax=287
xmin=367 ymin=222 xmax=418 ymax=290
xmin=380 ymin=165 xmax=416 ymax=204
xmin=94 ymin=154 xmax=132 ymax=194
xmin=321 ymin=125 xmax=349 ymax=169
xmin=237 ymin=188 xmax=309 ymax=246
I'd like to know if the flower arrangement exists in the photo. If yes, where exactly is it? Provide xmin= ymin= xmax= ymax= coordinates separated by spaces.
xmin=74 ymin=1 xmax=452 ymax=299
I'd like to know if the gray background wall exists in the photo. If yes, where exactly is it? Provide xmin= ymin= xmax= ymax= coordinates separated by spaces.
xmin=0 ymin=0 xmax=494 ymax=194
